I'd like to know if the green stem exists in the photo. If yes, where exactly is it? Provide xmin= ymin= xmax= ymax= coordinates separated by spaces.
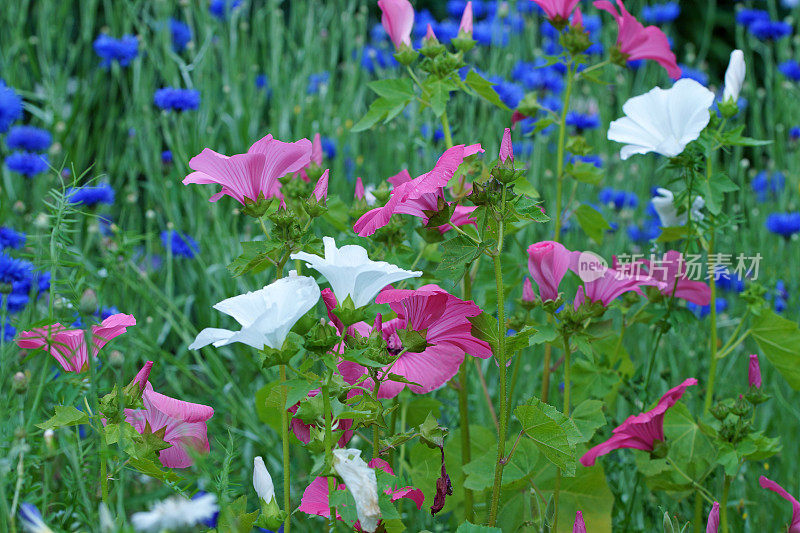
xmin=322 ymin=377 xmax=336 ymax=531
xmin=704 ymin=240 xmax=718 ymax=411
xmin=280 ymin=364 xmax=291 ymax=533
xmin=553 ymin=63 xmax=576 ymax=243
xmin=562 ymin=335 xmax=571 ymax=417
xmin=487 ymin=253 xmax=508 ymax=526
xmin=459 ymin=274 xmax=474 ymax=522
xmin=441 ymin=110 xmax=454 ymax=149
xmin=720 ymin=475 xmax=731 ymax=533
xmin=372 ymin=377 xmax=382 ymax=460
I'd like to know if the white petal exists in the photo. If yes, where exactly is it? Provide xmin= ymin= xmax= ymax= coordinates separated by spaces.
xmin=253 ymin=456 xmax=275 ymax=504
xmin=723 ymin=50 xmax=745 ymax=102
xmin=333 ymin=449 xmax=380 ymax=532
xmin=188 ymin=328 xmax=236 ymax=350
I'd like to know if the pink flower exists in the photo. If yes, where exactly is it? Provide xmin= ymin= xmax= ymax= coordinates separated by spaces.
xmin=706 ymin=501 xmax=720 ymax=533
xmin=531 ymin=0 xmax=580 ymax=22
xmin=289 ymin=389 xmax=353 ymax=447
xmin=16 ymin=314 xmax=136 ymax=373
xmin=424 ymin=23 xmax=437 ymax=42
xmin=183 ymin=134 xmax=312 ymax=205
xmin=459 ymin=2 xmax=473 ymax=35
xmin=522 ymin=277 xmax=536 ymax=302
xmin=760 ymin=476 xmax=800 ymax=533
xmin=594 ymin=0 xmax=681 ymax=80
xmin=580 ymin=378 xmax=697 ymax=466
xmin=338 ymin=285 xmax=492 ymax=398
xmin=527 ymin=241 xmax=575 ymax=302
xmin=299 ymin=457 xmax=423 ymax=529
xmin=131 ymin=361 xmax=154 ymax=392
xmin=574 ymin=510 xmax=587 ymax=533
xmin=378 ymin=0 xmax=414 ymax=50
xmin=355 ymin=176 xmax=366 ymax=200
xmin=354 ymin=144 xmax=483 ymax=236
xmin=572 ymin=6 xmax=584 ymax=28
xmin=573 ymin=255 xmax=666 ymax=308
xmin=124 ymin=375 xmax=214 ymax=469
xmin=499 ymin=127 xmax=513 ymax=164
xmin=311 ymin=133 xmax=323 ymax=167
xmin=313 ymin=169 xmax=329 ymax=202
xmin=613 ymin=250 xmax=711 ymax=306
xmin=749 ymin=354 xmax=762 ymax=388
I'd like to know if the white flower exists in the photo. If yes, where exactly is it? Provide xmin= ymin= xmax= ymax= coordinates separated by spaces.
xmin=189 ymin=272 xmax=320 ymax=351
xmin=332 ymin=448 xmax=381 ymax=533
xmin=607 ymin=78 xmax=715 ymax=160
xmin=253 ymin=456 xmax=275 ymax=504
xmin=651 ymin=188 xmax=705 ymax=227
xmin=131 ymin=493 xmax=218 ymax=533
xmin=291 ymin=237 xmax=421 ymax=308
xmin=723 ymin=50 xmax=745 ymax=102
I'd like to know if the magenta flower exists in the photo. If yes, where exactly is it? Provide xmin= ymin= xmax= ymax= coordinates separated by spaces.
xmin=531 ymin=0 xmax=580 ymax=23
xmin=522 ymin=278 xmax=536 ymax=302
xmin=355 ymin=176 xmax=366 ymax=200
xmin=499 ymin=127 xmax=513 ymax=164
xmin=311 ymin=133 xmax=323 ymax=167
xmin=706 ymin=501 xmax=720 ymax=533
xmin=338 ymin=284 xmax=492 ymax=398
xmin=378 ymin=0 xmax=414 ymax=50
xmin=573 ymin=510 xmax=587 ymax=533
xmin=183 ymin=134 xmax=312 ymax=205
xmin=124 ymin=368 xmax=214 ymax=469
xmin=613 ymin=250 xmax=710 ymax=305
xmin=749 ymin=354 xmax=762 ymax=388
xmin=580 ymin=378 xmax=697 ymax=466
xmin=16 ymin=314 xmax=136 ymax=373
xmin=527 ymin=241 xmax=575 ymax=302
xmin=312 ymin=169 xmax=329 ymax=202
xmin=289 ymin=388 xmax=353 ymax=447
xmin=458 ymin=1 xmax=473 ymax=35
xmin=573 ymin=257 xmax=666 ymax=308
xmin=353 ymin=144 xmax=483 ymax=236
xmin=131 ymin=361 xmax=154 ymax=392
xmin=594 ymin=0 xmax=681 ymax=79
xmin=760 ymin=476 xmax=800 ymax=533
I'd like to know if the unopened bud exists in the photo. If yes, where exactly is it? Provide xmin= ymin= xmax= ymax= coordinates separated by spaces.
xmin=109 ymin=350 xmax=124 ymax=368
xmin=44 ymin=429 xmax=55 ymax=450
xmin=13 ymin=372 xmax=28 ymax=394
xmin=79 ymin=289 xmax=98 ymax=315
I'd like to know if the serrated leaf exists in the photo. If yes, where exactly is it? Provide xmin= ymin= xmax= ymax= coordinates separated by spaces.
xmin=514 ymin=398 xmax=578 ymax=476
xmin=465 ymin=70 xmax=510 ymax=111
xmin=437 ymin=233 xmax=486 ymax=281
xmin=513 ymin=195 xmax=550 ymax=222
xmin=571 ymin=400 xmax=606 ymax=444
xmin=37 ymin=405 xmax=90 ymax=430
xmin=367 ymin=78 xmax=414 ymax=100
xmin=751 ymin=309 xmax=800 ymax=389
xmin=506 ymin=326 xmax=537 ymax=354
xmin=282 ymin=379 xmax=317 ymax=409
xmin=566 ymin=160 xmax=604 ymax=186
xmin=352 ymin=96 xmax=409 ymax=132
xmin=467 ymin=312 xmax=499 ymax=354
xmin=574 ymin=204 xmax=611 ymax=245
xmin=228 ymin=240 xmax=282 ymax=277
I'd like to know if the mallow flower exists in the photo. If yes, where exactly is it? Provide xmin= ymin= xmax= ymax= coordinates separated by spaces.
xmin=189 ymin=273 xmax=319 ymax=351
xmin=723 ymin=50 xmax=745 ymax=102
xmin=292 ymin=237 xmax=420 ymax=309
xmin=759 ymin=476 xmax=800 ymax=533
xmin=253 ymin=456 xmax=275 ymax=504
xmin=613 ymin=250 xmax=711 ymax=305
xmin=378 ymin=0 xmax=414 ymax=50
xmin=651 ymin=188 xmax=705 ymax=227
xmin=530 ymin=0 xmax=580 ymax=25
xmin=527 ymin=241 xmax=575 ymax=302
xmin=332 ymin=448 xmax=381 ymax=532
xmin=131 ymin=493 xmax=218 ymax=532
xmin=573 ymin=510 xmax=587 ymax=533
xmin=607 ymin=79 xmax=715 ymax=160
xmin=749 ymin=354 xmax=762 ymax=389
xmin=580 ymin=378 xmax=697 ymax=466
xmin=706 ymin=502 xmax=720 ymax=533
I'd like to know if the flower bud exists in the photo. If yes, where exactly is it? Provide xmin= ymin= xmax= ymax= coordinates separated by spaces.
xmin=79 ymin=289 xmax=98 ymax=315
xmin=13 ymin=371 xmax=28 ymax=394
xmin=109 ymin=350 xmax=125 ymax=368
xmin=748 ymin=353 xmax=761 ymax=389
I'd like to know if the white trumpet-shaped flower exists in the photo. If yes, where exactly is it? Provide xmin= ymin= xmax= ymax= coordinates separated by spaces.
xmin=651 ymin=188 xmax=705 ymax=227
xmin=332 ymin=448 xmax=381 ymax=533
xmin=189 ymin=272 xmax=320 ymax=351
xmin=253 ymin=456 xmax=275 ymax=504
xmin=291 ymin=237 xmax=421 ymax=308
xmin=131 ymin=493 xmax=218 ymax=532
xmin=608 ymin=78 xmax=715 ymax=160
xmin=723 ymin=50 xmax=746 ymax=102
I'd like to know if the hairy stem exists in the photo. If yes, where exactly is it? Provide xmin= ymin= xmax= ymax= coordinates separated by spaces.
xmin=487 ymin=253 xmax=508 ymax=525
xmin=459 ymin=273 xmax=474 ymax=521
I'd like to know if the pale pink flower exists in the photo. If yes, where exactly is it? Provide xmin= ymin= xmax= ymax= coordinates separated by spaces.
xmin=125 ymin=374 xmax=214 ymax=469
xmin=299 ymin=457 xmax=423 ymax=530
xmin=580 ymin=378 xmax=697 ymax=466
xmin=424 ymin=23 xmax=437 ymax=42
xmin=312 ymin=169 xmax=329 ymax=202
xmin=759 ymin=476 xmax=800 ymax=533
xmin=183 ymin=134 xmax=312 ymax=205
xmin=355 ymin=176 xmax=366 ymax=200
xmin=289 ymin=388 xmax=353 ymax=447
xmin=522 ymin=278 xmax=535 ymax=302
xmin=749 ymin=354 xmax=762 ymax=388
xmin=527 ymin=241 xmax=575 ymax=302
xmin=572 ymin=254 xmax=665 ymax=308
xmin=572 ymin=6 xmax=584 ymax=28
xmin=706 ymin=502 xmax=720 ymax=533
xmin=574 ymin=510 xmax=587 ymax=533
xmin=594 ymin=0 xmax=681 ymax=79
xmin=378 ymin=0 xmax=415 ymax=50
xmin=16 ymin=314 xmax=136 ymax=373
xmin=613 ymin=250 xmax=711 ymax=305
xmin=459 ymin=2 xmax=473 ymax=35
xmin=311 ymin=133 xmax=323 ymax=167
xmin=531 ymin=0 xmax=580 ymax=22
xmin=354 ymin=144 xmax=483 ymax=236
xmin=338 ymin=284 xmax=492 ymax=398
xmin=499 ymin=127 xmax=513 ymax=163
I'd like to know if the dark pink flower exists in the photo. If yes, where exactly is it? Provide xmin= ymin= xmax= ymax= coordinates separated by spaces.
xmin=289 ymin=389 xmax=353 ymax=447
xmin=499 ymin=127 xmax=513 ymax=164
xmin=594 ymin=0 xmax=681 ymax=79
xmin=580 ymin=378 xmax=697 ymax=466
xmin=299 ymin=458 xmax=423 ymax=530
xmin=531 ymin=0 xmax=580 ymax=23
xmin=183 ymin=134 xmax=312 ymax=205
xmin=749 ymin=354 xmax=762 ymax=388
xmin=522 ymin=277 xmax=535 ymax=302
xmin=572 ymin=6 xmax=584 ymax=28
xmin=131 ymin=361 xmax=154 ymax=392
xmin=355 ymin=176 xmax=366 ymax=200
xmin=760 ymin=476 xmax=800 ymax=533
xmin=573 ymin=255 xmax=665 ymax=308
xmin=378 ymin=0 xmax=414 ymax=50
xmin=16 ymin=314 xmax=136 ymax=373
xmin=574 ymin=510 xmax=587 ymax=533
xmin=338 ymin=284 xmax=492 ymax=398
xmin=313 ymin=169 xmax=329 ymax=202
xmin=527 ymin=241 xmax=575 ymax=302
xmin=125 ymin=380 xmax=214 ymax=469
xmin=706 ymin=501 xmax=719 ymax=533
xmin=353 ymin=144 xmax=483 ymax=236
xmin=613 ymin=250 xmax=711 ymax=306
xmin=459 ymin=1 xmax=473 ymax=35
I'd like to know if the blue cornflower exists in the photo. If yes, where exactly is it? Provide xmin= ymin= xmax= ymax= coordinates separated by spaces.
xmin=778 ymin=61 xmax=800 ymax=81
xmin=161 ymin=150 xmax=173 ymax=164
xmin=678 ymin=65 xmax=709 ymax=86
xmin=320 ymin=137 xmax=336 ymax=159
xmin=209 ymin=0 xmax=242 ymax=19
xmin=749 ymin=19 xmax=792 ymax=40
xmin=735 ymin=9 xmax=770 ymax=28
xmin=357 ymin=46 xmax=398 ymax=74
xmin=473 ymin=19 xmax=510 ymax=47
xmin=93 ymin=34 xmax=139 ymax=68
xmin=307 ymin=72 xmax=330 ymax=95
xmin=488 ymin=77 xmax=525 ymax=109
xmin=161 ymin=230 xmax=199 ymax=258
xmin=790 ymin=126 xmax=800 ymax=141
xmin=5 ymin=152 xmax=48 ymax=177
xmin=713 ymin=267 xmax=746 ymax=293
xmin=0 ymin=253 xmax=32 ymax=285
xmin=512 ymin=141 xmax=534 ymax=158
xmin=766 ymin=212 xmax=800 ymax=238
xmin=0 ymin=228 xmax=25 ymax=250
xmin=370 ymin=23 xmax=388 ymax=43
xmin=688 ymin=298 xmax=728 ymax=318
xmin=575 ymin=155 xmax=603 ymax=168
xmin=2 ymin=319 xmax=14 ymax=342
xmin=19 ymin=503 xmax=50 ymax=532
xmin=0 ymin=82 xmax=23 ymax=134
xmin=433 ymin=20 xmax=459 ymax=43
xmin=154 ymin=88 xmax=200 ymax=112
xmin=627 ymin=219 xmax=660 ymax=243
xmin=421 ymin=123 xmax=445 ymax=142
xmin=6 ymin=125 xmax=52 ymax=152
xmin=511 ymin=60 xmax=564 ymax=93
xmin=598 ymin=188 xmax=638 ymax=210
xmin=751 ymin=171 xmax=785 ymax=202
xmin=66 ymin=184 xmax=116 ymax=207
xmin=413 ymin=10 xmax=437 ymax=39
xmin=565 ymin=111 xmax=600 ymax=130
xmin=170 ymin=18 xmax=192 ymax=52
xmin=642 ymin=2 xmax=680 ymax=24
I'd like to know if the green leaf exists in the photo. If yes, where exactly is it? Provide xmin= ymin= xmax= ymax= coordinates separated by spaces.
xmin=513 ymin=195 xmax=550 ymax=222
xmin=530 ymin=324 xmax=559 ymax=345
xmin=216 ymin=496 xmax=260 ymax=533
xmin=406 ymin=398 xmax=443 ymax=428
xmin=456 ymin=522 xmax=502 ymax=532
xmin=367 ymin=78 xmax=414 ymax=101
xmin=656 ymin=225 xmax=688 ymax=243
xmin=704 ymin=172 xmax=739 ymax=215
xmin=37 ymin=405 xmax=90 ymax=430
xmin=426 ymin=79 xmax=451 ymax=117
xmin=751 ymin=309 xmax=800 ymax=389
xmin=574 ymin=204 xmax=611 ymax=245
xmin=571 ymin=400 xmax=606 ymax=444
xmin=566 ymin=160 xmax=604 ymax=186
xmin=721 ymin=125 xmax=772 ymax=147
xmin=437 ymin=233 xmax=486 ymax=281
xmin=255 ymin=381 xmax=283 ymax=432
xmin=127 ymin=456 xmax=182 ymax=484
xmin=506 ymin=326 xmax=537 ymax=354
xmin=532 ymin=463 xmax=614 ymax=532
xmin=514 ymin=398 xmax=578 ymax=476
xmin=464 ymin=70 xmax=510 ymax=111
xmin=467 ymin=312 xmax=499 ymax=354
xmin=352 ymin=96 xmax=409 ymax=132
xmin=228 ymin=240 xmax=282 ymax=277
